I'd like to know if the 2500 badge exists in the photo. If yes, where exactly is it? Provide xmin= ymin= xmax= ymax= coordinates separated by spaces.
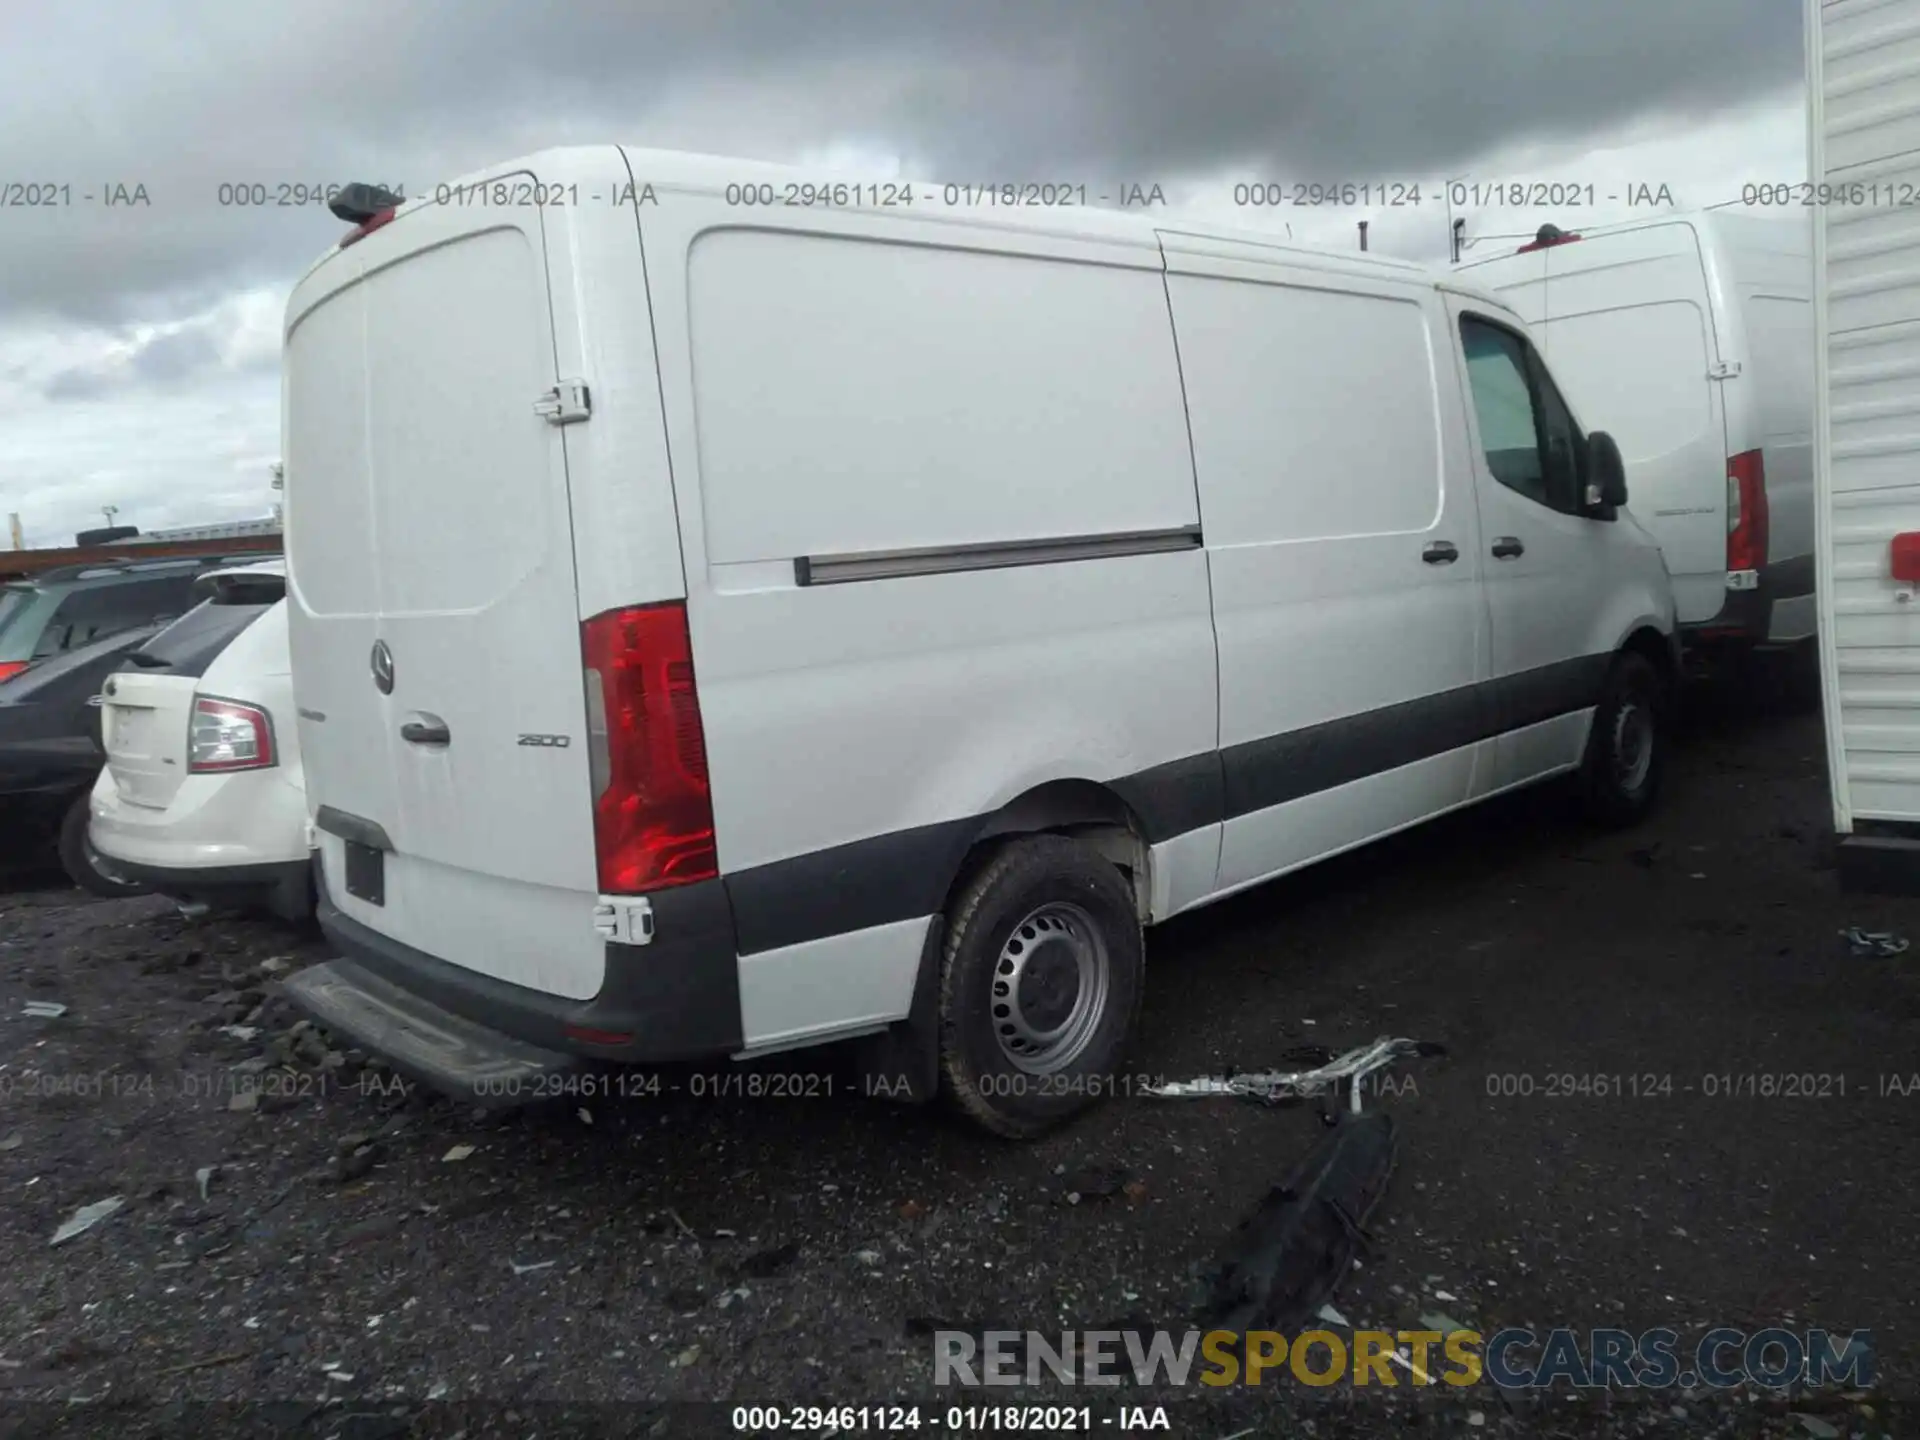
xmin=517 ymin=733 xmax=571 ymax=747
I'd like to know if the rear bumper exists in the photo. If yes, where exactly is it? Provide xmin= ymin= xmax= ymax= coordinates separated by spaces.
xmin=1680 ymin=555 xmax=1814 ymax=653
xmin=101 ymin=854 xmax=312 ymax=919
xmin=89 ymin=766 xmax=307 ymax=872
xmin=303 ymin=869 xmax=744 ymax=1089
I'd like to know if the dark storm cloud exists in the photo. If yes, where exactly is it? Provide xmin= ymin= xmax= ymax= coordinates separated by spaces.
xmin=0 ymin=0 xmax=1801 ymax=323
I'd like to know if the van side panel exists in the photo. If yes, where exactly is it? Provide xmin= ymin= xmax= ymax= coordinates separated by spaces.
xmin=1160 ymin=238 xmax=1489 ymax=894
xmin=641 ymin=203 xmax=1219 ymax=1050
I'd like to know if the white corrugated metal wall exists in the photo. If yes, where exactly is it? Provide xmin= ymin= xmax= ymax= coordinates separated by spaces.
xmin=1814 ymin=0 xmax=1920 ymax=827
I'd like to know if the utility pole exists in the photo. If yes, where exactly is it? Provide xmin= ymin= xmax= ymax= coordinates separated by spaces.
xmin=101 ymin=504 xmax=118 ymax=528
xmin=1357 ymin=220 xmax=1369 ymax=252
xmin=7 ymin=513 xmax=22 ymax=551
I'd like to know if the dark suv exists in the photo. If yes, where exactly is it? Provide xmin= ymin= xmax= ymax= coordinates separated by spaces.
xmin=0 ymin=554 xmax=274 ymax=686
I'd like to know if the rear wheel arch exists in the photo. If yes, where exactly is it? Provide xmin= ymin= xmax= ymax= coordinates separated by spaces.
xmin=1619 ymin=624 xmax=1680 ymax=708
xmin=948 ymin=778 xmax=1153 ymax=924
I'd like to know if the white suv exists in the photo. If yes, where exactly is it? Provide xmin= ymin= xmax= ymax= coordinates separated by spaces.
xmin=89 ymin=562 xmax=311 ymax=921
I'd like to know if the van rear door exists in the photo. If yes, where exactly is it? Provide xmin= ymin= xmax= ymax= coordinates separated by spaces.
xmin=285 ymin=176 xmax=605 ymax=1001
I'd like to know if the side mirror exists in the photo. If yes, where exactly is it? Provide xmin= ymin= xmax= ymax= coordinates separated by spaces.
xmin=1585 ymin=431 xmax=1628 ymax=512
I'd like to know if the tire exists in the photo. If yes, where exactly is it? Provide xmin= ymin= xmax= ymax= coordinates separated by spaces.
xmin=57 ymin=792 xmax=151 ymax=900
xmin=1577 ymin=651 xmax=1667 ymax=828
xmin=937 ymin=835 xmax=1145 ymax=1139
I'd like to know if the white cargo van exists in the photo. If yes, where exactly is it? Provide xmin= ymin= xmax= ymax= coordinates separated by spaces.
xmin=1457 ymin=212 xmax=1815 ymax=663
xmin=1808 ymin=0 xmax=1920 ymax=891
xmin=281 ymin=149 xmax=1677 ymax=1136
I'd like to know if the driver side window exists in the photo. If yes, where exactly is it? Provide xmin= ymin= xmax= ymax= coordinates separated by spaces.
xmin=1459 ymin=315 xmax=1585 ymax=517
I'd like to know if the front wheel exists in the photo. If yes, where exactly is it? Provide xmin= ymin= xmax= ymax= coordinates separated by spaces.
xmin=937 ymin=835 xmax=1145 ymax=1139
xmin=1577 ymin=651 xmax=1667 ymax=828
xmin=58 ymin=792 xmax=151 ymax=900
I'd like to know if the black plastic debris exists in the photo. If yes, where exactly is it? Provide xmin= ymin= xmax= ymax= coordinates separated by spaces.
xmin=1202 ymin=1110 xmax=1398 ymax=1335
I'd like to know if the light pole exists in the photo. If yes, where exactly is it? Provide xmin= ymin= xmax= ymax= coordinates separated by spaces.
xmin=101 ymin=505 xmax=118 ymax=528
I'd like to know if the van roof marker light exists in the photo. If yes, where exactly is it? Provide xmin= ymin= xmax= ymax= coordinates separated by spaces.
xmin=331 ymin=183 xmax=405 ymax=248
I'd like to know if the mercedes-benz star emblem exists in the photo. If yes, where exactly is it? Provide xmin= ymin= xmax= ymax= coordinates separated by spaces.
xmin=370 ymin=639 xmax=395 ymax=695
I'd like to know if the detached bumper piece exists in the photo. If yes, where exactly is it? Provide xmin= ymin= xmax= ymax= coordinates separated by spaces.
xmin=1204 ymin=1110 xmax=1399 ymax=1335
xmin=284 ymin=958 xmax=575 ymax=1108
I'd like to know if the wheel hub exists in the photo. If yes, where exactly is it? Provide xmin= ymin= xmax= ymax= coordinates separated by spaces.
xmin=991 ymin=901 xmax=1112 ymax=1074
xmin=1612 ymin=698 xmax=1653 ymax=792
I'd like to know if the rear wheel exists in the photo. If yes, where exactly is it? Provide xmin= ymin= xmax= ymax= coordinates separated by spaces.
xmin=937 ymin=835 xmax=1144 ymax=1139
xmin=57 ymin=792 xmax=151 ymax=900
xmin=1577 ymin=651 xmax=1667 ymax=828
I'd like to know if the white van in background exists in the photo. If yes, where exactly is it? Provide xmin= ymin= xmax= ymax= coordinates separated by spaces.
xmin=1457 ymin=211 xmax=1815 ymax=666
xmin=1808 ymin=0 xmax=1920 ymax=893
xmin=281 ymin=150 xmax=1676 ymax=1137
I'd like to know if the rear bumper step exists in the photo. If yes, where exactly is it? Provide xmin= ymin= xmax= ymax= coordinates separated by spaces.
xmin=284 ymin=958 xmax=576 ymax=1106
xmin=311 ymin=866 xmax=746 ymax=1067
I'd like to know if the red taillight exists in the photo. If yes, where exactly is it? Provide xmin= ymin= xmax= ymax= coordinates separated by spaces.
xmin=1892 ymin=532 xmax=1920 ymax=583
xmin=188 ymin=695 xmax=277 ymax=773
xmin=338 ymin=207 xmax=397 ymax=249
xmin=0 ymin=661 xmax=27 ymax=685
xmin=581 ymin=601 xmax=716 ymax=894
xmin=1727 ymin=449 xmax=1770 ymax=574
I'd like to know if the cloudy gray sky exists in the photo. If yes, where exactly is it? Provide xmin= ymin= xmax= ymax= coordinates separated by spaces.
xmin=1 ymin=1 xmax=1807 ymax=546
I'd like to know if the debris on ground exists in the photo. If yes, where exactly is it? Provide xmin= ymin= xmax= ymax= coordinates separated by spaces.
xmin=195 ymin=1166 xmax=216 ymax=1201
xmin=1840 ymin=926 xmax=1910 ymax=957
xmin=442 ymin=1144 xmax=475 ymax=1162
xmin=1059 ymin=1162 xmax=1131 ymax=1203
xmin=509 ymin=1259 xmax=555 ymax=1276
xmin=1202 ymin=1111 xmax=1397 ymax=1333
xmin=0 ymin=1133 xmax=20 ymax=1152
xmin=49 ymin=1197 xmax=124 ymax=1246
xmin=1142 ymin=1036 xmax=1441 ymax=1113
xmin=738 ymin=1242 xmax=801 ymax=1278
xmin=19 ymin=1000 xmax=66 ymax=1019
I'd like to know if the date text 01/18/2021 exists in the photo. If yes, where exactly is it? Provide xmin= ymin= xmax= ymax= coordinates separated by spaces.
xmin=730 ymin=1405 xmax=1171 ymax=1432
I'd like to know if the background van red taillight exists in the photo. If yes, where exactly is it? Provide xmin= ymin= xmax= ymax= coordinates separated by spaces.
xmin=581 ymin=601 xmax=716 ymax=894
xmin=1727 ymin=449 xmax=1770 ymax=574
xmin=188 ymin=696 xmax=276 ymax=773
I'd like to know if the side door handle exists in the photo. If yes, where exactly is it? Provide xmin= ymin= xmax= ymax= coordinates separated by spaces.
xmin=400 ymin=717 xmax=451 ymax=747
xmin=1491 ymin=536 xmax=1525 ymax=560
xmin=1422 ymin=541 xmax=1459 ymax=565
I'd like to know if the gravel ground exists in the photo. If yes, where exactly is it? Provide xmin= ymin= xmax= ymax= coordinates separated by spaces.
xmin=0 ymin=688 xmax=1914 ymax=1439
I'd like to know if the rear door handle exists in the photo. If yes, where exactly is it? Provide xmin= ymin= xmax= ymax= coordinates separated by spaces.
xmin=1422 ymin=541 xmax=1459 ymax=565
xmin=400 ymin=718 xmax=450 ymax=747
xmin=1491 ymin=536 xmax=1525 ymax=559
